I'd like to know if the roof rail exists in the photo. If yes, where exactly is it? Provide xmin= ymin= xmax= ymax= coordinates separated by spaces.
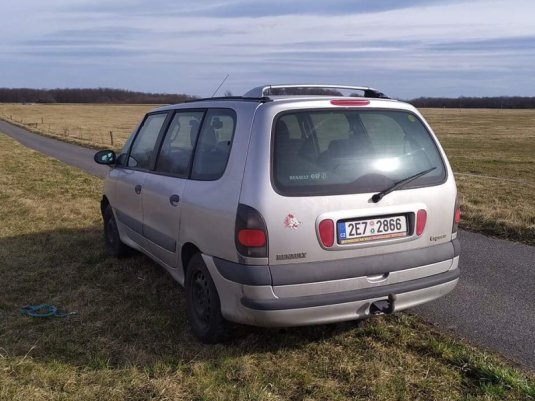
xmin=243 ymin=84 xmax=389 ymax=99
xmin=184 ymin=96 xmax=269 ymax=104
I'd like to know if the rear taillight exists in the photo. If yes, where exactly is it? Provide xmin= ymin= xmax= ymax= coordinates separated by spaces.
xmin=453 ymin=196 xmax=461 ymax=233
xmin=416 ymin=209 xmax=427 ymax=236
xmin=235 ymin=204 xmax=268 ymax=258
xmin=318 ymin=219 xmax=335 ymax=247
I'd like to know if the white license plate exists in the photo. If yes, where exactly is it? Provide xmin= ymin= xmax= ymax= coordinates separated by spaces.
xmin=337 ymin=215 xmax=407 ymax=244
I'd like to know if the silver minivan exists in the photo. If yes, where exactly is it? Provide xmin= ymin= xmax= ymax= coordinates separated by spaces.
xmin=95 ymin=85 xmax=460 ymax=343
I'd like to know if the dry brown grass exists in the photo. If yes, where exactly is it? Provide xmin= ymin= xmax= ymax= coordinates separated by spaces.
xmin=421 ymin=108 xmax=535 ymax=244
xmin=1 ymin=132 xmax=535 ymax=400
xmin=0 ymin=103 xmax=155 ymax=148
xmin=0 ymin=104 xmax=534 ymax=244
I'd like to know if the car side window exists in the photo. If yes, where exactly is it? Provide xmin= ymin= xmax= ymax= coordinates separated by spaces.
xmin=191 ymin=109 xmax=236 ymax=180
xmin=115 ymin=139 xmax=132 ymax=166
xmin=127 ymin=113 xmax=168 ymax=169
xmin=156 ymin=111 xmax=204 ymax=176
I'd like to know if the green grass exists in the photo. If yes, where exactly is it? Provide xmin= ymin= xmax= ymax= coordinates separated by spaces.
xmin=1 ymin=131 xmax=534 ymax=400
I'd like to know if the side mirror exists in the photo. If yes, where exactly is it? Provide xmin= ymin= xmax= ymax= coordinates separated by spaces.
xmin=94 ymin=149 xmax=116 ymax=165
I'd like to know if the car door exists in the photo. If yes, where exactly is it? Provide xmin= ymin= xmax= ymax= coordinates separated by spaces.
xmin=141 ymin=110 xmax=205 ymax=267
xmin=110 ymin=112 xmax=169 ymax=250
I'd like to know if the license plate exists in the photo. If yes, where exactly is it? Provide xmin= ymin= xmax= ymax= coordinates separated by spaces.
xmin=337 ymin=215 xmax=407 ymax=244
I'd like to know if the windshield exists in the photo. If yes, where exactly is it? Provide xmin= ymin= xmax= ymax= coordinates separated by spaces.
xmin=272 ymin=109 xmax=446 ymax=196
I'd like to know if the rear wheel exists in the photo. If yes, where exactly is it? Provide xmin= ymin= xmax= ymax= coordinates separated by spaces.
xmin=185 ymin=254 xmax=227 ymax=343
xmin=103 ymin=205 xmax=130 ymax=258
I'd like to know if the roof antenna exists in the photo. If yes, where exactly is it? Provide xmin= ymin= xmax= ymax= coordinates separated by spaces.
xmin=211 ymin=74 xmax=229 ymax=97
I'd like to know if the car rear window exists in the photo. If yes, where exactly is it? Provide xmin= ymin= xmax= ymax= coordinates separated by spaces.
xmin=272 ymin=109 xmax=446 ymax=196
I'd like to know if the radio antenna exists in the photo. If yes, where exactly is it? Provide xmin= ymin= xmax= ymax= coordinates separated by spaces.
xmin=211 ymin=74 xmax=229 ymax=97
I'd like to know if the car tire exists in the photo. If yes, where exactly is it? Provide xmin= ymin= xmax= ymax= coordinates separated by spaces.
xmin=185 ymin=254 xmax=227 ymax=343
xmin=103 ymin=205 xmax=130 ymax=258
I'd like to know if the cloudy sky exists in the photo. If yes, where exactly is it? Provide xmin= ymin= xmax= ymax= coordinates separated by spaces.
xmin=1 ymin=0 xmax=534 ymax=98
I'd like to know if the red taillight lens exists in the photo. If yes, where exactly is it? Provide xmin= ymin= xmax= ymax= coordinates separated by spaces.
xmin=238 ymin=229 xmax=266 ymax=247
xmin=330 ymin=99 xmax=370 ymax=107
xmin=416 ymin=209 xmax=427 ymax=236
xmin=453 ymin=196 xmax=461 ymax=233
xmin=319 ymin=219 xmax=335 ymax=247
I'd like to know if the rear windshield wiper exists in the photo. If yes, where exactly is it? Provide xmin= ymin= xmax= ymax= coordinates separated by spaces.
xmin=371 ymin=167 xmax=437 ymax=203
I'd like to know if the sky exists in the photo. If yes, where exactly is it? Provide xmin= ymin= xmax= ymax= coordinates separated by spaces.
xmin=1 ymin=0 xmax=534 ymax=98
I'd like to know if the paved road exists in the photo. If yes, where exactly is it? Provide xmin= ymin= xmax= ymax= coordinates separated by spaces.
xmin=1 ymin=120 xmax=534 ymax=370
xmin=415 ymin=230 xmax=535 ymax=369
xmin=0 ymin=120 xmax=108 ymax=178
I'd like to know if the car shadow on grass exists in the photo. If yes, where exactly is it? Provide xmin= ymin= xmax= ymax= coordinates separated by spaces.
xmin=0 ymin=225 xmax=363 ymax=368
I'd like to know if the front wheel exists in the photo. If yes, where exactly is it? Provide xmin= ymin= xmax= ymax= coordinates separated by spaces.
xmin=185 ymin=254 xmax=227 ymax=343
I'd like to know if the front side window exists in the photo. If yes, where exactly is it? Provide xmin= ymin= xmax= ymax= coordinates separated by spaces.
xmin=156 ymin=111 xmax=204 ymax=176
xmin=273 ymin=110 xmax=446 ymax=196
xmin=191 ymin=109 xmax=236 ymax=180
xmin=128 ymin=113 xmax=168 ymax=169
xmin=115 ymin=133 xmax=135 ymax=166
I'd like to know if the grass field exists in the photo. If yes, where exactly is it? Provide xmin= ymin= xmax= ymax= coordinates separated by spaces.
xmin=422 ymin=108 xmax=535 ymax=245
xmin=0 ymin=104 xmax=534 ymax=245
xmin=0 ymin=103 xmax=154 ymax=148
xmin=0 ymin=132 xmax=534 ymax=400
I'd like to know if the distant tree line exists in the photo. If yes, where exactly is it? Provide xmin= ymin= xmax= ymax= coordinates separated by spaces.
xmin=408 ymin=96 xmax=535 ymax=109
xmin=1 ymin=87 xmax=534 ymax=108
xmin=0 ymin=88 xmax=196 ymax=104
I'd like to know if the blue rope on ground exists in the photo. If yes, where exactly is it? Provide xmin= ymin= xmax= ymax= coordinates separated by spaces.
xmin=20 ymin=304 xmax=78 ymax=318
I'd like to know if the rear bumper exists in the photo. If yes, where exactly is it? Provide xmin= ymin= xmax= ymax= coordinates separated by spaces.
xmin=242 ymin=277 xmax=458 ymax=327
xmin=241 ymin=268 xmax=459 ymax=311
xmin=204 ymin=240 xmax=460 ymax=327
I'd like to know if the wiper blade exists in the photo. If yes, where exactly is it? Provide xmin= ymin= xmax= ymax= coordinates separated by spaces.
xmin=371 ymin=167 xmax=437 ymax=203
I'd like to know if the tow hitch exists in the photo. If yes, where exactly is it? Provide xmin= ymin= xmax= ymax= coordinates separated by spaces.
xmin=369 ymin=294 xmax=396 ymax=315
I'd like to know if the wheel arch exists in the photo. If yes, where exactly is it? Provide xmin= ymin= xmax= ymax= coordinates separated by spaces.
xmin=181 ymin=242 xmax=201 ymax=275
xmin=100 ymin=195 xmax=110 ymax=217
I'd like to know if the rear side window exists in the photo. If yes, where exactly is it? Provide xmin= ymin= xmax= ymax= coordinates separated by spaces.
xmin=156 ymin=111 xmax=204 ymax=176
xmin=191 ymin=109 xmax=236 ymax=180
xmin=128 ymin=113 xmax=168 ymax=169
xmin=273 ymin=110 xmax=446 ymax=196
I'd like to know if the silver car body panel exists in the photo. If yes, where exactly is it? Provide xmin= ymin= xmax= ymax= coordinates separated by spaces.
xmin=142 ymin=174 xmax=187 ymax=267
xmin=108 ymin=168 xmax=149 ymax=249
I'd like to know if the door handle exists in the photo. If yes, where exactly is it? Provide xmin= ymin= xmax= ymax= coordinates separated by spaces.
xmin=169 ymin=194 xmax=180 ymax=206
xmin=134 ymin=184 xmax=142 ymax=194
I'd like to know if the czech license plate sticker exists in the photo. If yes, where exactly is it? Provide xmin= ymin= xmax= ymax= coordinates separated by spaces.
xmin=337 ymin=215 xmax=408 ymax=244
